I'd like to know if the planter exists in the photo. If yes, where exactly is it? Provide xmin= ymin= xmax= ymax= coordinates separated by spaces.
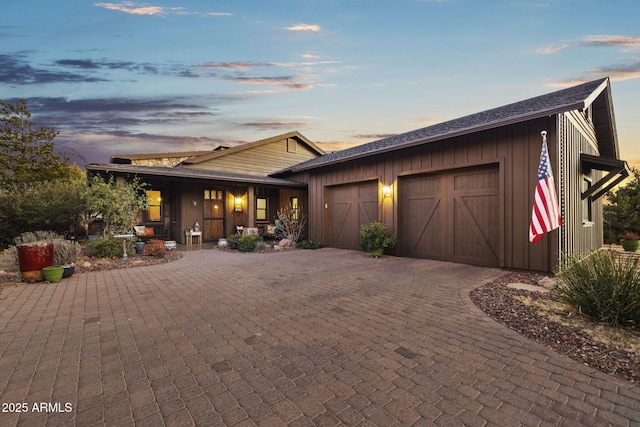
xmin=620 ymin=239 xmax=640 ymax=252
xmin=17 ymin=243 xmax=54 ymax=282
xmin=62 ymin=265 xmax=75 ymax=278
xmin=42 ymin=265 xmax=64 ymax=283
xmin=164 ymin=241 xmax=177 ymax=251
xmin=135 ymin=241 xmax=146 ymax=254
xmin=370 ymin=248 xmax=384 ymax=258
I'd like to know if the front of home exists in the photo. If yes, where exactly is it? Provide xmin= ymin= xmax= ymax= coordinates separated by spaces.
xmin=87 ymin=132 xmax=324 ymax=243
xmin=88 ymin=78 xmax=630 ymax=272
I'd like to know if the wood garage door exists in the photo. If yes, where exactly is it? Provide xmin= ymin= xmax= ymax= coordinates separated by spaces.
xmin=400 ymin=165 xmax=501 ymax=267
xmin=327 ymin=182 xmax=378 ymax=250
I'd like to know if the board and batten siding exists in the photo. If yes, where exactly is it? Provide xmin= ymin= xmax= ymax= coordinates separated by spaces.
xmin=558 ymin=111 xmax=603 ymax=259
xmin=184 ymin=137 xmax=319 ymax=177
xmin=297 ymin=117 xmax=567 ymax=271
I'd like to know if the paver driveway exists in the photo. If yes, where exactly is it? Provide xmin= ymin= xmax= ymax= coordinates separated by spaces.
xmin=1 ymin=248 xmax=639 ymax=426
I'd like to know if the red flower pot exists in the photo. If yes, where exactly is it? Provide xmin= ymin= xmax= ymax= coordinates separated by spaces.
xmin=17 ymin=243 xmax=54 ymax=281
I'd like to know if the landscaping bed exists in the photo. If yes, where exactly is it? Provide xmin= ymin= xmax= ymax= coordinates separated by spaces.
xmin=470 ymin=270 xmax=640 ymax=385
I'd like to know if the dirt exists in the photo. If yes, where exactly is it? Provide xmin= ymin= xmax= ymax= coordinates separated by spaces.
xmin=470 ymin=271 xmax=640 ymax=385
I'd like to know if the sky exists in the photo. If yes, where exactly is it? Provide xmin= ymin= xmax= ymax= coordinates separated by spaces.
xmin=1 ymin=0 xmax=639 ymax=168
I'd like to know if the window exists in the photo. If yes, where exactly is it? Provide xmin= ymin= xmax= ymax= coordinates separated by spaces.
xmin=287 ymin=138 xmax=297 ymax=153
xmin=290 ymin=196 xmax=299 ymax=220
xmin=582 ymin=174 xmax=593 ymax=224
xmin=256 ymin=197 xmax=267 ymax=221
xmin=146 ymin=190 xmax=162 ymax=222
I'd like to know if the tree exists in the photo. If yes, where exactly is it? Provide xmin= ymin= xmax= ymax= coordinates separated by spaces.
xmin=0 ymin=99 xmax=69 ymax=190
xmin=604 ymin=168 xmax=640 ymax=243
xmin=86 ymin=174 xmax=148 ymax=235
xmin=0 ymin=165 xmax=89 ymax=248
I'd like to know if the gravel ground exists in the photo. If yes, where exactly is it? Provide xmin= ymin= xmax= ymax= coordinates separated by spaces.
xmin=470 ymin=271 xmax=640 ymax=385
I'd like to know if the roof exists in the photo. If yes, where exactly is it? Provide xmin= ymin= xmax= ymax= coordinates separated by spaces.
xmin=277 ymin=78 xmax=616 ymax=174
xmin=86 ymin=163 xmax=306 ymax=187
xmin=110 ymin=144 xmax=232 ymax=163
xmin=182 ymin=131 xmax=325 ymax=166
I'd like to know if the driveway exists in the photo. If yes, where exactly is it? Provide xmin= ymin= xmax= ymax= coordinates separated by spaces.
xmin=0 ymin=248 xmax=638 ymax=426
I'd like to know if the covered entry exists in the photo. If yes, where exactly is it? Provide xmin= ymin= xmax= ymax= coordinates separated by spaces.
xmin=326 ymin=181 xmax=378 ymax=250
xmin=399 ymin=165 xmax=502 ymax=267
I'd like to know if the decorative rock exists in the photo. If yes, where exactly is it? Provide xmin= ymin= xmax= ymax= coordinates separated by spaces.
xmin=83 ymin=261 xmax=92 ymax=268
xmin=538 ymin=276 xmax=557 ymax=289
xmin=506 ymin=282 xmax=550 ymax=293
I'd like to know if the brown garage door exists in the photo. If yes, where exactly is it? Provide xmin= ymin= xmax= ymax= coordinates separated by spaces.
xmin=327 ymin=181 xmax=378 ymax=250
xmin=400 ymin=165 xmax=501 ymax=267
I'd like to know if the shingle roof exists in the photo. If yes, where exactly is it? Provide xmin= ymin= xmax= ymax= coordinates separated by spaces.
xmin=278 ymin=78 xmax=610 ymax=174
xmin=86 ymin=163 xmax=306 ymax=187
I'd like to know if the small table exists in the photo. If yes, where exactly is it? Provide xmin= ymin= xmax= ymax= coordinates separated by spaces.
xmin=113 ymin=234 xmax=134 ymax=260
xmin=185 ymin=230 xmax=202 ymax=245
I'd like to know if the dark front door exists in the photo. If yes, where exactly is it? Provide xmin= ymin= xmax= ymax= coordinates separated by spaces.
xmin=204 ymin=190 xmax=225 ymax=241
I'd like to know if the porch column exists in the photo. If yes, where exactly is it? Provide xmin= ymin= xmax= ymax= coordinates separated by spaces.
xmin=247 ymin=186 xmax=255 ymax=227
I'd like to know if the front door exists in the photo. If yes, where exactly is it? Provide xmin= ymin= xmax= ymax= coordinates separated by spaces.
xmin=203 ymin=189 xmax=225 ymax=241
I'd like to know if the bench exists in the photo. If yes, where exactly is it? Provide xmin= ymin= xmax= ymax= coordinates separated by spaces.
xmin=134 ymin=224 xmax=169 ymax=241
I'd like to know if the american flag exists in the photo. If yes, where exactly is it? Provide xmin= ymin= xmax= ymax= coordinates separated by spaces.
xmin=529 ymin=131 xmax=562 ymax=243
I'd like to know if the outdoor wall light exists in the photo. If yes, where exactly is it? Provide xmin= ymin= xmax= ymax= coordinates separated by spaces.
xmin=382 ymin=185 xmax=392 ymax=198
xmin=235 ymin=197 xmax=243 ymax=211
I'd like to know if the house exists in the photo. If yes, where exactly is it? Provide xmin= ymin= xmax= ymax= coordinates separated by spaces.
xmin=274 ymin=77 xmax=630 ymax=272
xmin=88 ymin=77 xmax=629 ymax=272
xmin=86 ymin=131 xmax=325 ymax=243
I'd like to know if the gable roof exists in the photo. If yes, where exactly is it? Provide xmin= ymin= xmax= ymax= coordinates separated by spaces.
xmin=110 ymin=144 xmax=232 ymax=164
xmin=277 ymin=78 xmax=617 ymax=174
xmin=182 ymin=131 xmax=325 ymax=166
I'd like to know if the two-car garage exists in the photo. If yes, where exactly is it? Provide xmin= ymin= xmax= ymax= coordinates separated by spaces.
xmin=324 ymin=165 xmax=502 ymax=267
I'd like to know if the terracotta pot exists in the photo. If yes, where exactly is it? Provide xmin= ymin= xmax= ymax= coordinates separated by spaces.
xmin=17 ymin=243 xmax=54 ymax=281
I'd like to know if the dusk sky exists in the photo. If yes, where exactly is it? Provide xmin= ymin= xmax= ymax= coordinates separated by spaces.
xmin=2 ymin=1 xmax=639 ymax=167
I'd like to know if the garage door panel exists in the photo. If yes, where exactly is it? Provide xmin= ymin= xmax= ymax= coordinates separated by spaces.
xmin=404 ymin=197 xmax=442 ymax=258
xmin=400 ymin=165 xmax=501 ymax=267
xmin=328 ymin=182 xmax=378 ymax=250
xmin=453 ymin=195 xmax=499 ymax=265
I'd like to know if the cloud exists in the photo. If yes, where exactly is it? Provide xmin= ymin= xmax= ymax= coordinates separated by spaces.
xmin=228 ymin=76 xmax=312 ymax=90
xmin=94 ymin=2 xmax=232 ymax=17
xmin=548 ymin=60 xmax=640 ymax=87
xmin=537 ymin=34 xmax=640 ymax=54
xmin=353 ymin=133 xmax=398 ymax=140
xmin=241 ymin=120 xmax=312 ymax=130
xmin=0 ymin=53 xmax=107 ymax=85
xmin=203 ymin=61 xmax=272 ymax=69
xmin=286 ymin=23 xmax=321 ymax=32
xmin=94 ymin=2 xmax=164 ymax=16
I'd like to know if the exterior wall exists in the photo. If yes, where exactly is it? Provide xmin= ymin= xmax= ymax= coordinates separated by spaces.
xmin=184 ymin=137 xmax=320 ymax=177
xmin=296 ymin=117 xmax=564 ymax=271
xmin=558 ymin=111 xmax=603 ymax=259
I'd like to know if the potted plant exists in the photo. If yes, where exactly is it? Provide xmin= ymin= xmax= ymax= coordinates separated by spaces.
xmin=52 ymin=239 xmax=82 ymax=278
xmin=13 ymin=231 xmax=55 ymax=281
xmin=135 ymin=240 xmax=146 ymax=255
xmin=360 ymin=222 xmax=397 ymax=258
xmin=620 ymin=231 xmax=640 ymax=252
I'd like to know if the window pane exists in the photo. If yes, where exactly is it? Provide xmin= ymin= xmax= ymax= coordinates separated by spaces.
xmin=146 ymin=190 xmax=162 ymax=222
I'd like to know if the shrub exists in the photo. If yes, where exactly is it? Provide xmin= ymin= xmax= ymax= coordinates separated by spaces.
xmin=228 ymin=234 xmax=262 ymax=252
xmin=359 ymin=222 xmax=397 ymax=252
xmin=276 ymin=205 xmax=306 ymax=245
xmin=255 ymin=241 xmax=268 ymax=251
xmin=6 ymin=231 xmax=80 ymax=267
xmin=143 ymin=239 xmax=166 ymax=258
xmin=88 ymin=236 xmax=127 ymax=259
xmin=554 ymin=250 xmax=640 ymax=327
xmin=297 ymin=239 xmax=322 ymax=249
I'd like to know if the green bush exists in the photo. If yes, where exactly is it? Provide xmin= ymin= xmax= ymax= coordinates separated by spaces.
xmin=297 ymin=239 xmax=322 ymax=249
xmin=228 ymin=234 xmax=262 ymax=252
xmin=88 ymin=236 xmax=128 ymax=259
xmin=554 ymin=250 xmax=640 ymax=327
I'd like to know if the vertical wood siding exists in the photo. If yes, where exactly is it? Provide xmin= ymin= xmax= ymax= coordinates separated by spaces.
xmin=295 ymin=116 xmax=580 ymax=271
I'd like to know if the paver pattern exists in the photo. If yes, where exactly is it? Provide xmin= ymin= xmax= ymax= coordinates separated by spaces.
xmin=1 ymin=248 xmax=639 ymax=426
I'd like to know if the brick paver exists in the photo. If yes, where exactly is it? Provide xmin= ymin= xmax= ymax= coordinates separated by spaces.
xmin=1 ymin=248 xmax=639 ymax=426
